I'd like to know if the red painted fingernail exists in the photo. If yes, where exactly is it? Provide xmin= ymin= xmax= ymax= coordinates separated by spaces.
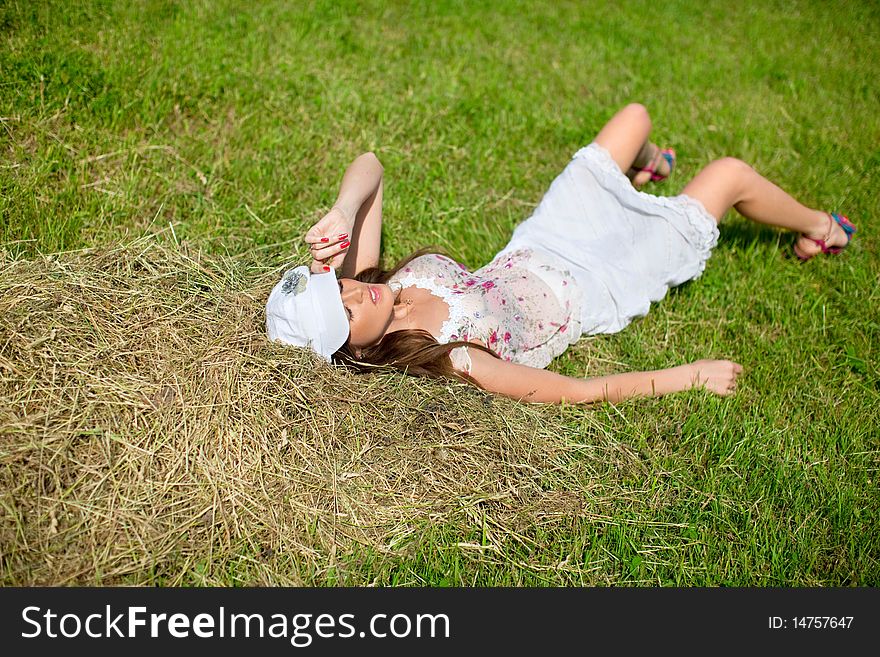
xmin=340 ymin=241 xmax=350 ymax=249
xmin=323 ymin=265 xmax=330 ymax=272
xmin=320 ymin=237 xmax=329 ymax=243
xmin=338 ymin=234 xmax=348 ymax=240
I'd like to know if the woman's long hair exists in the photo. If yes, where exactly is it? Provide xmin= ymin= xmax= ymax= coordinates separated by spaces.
xmin=331 ymin=247 xmax=501 ymax=385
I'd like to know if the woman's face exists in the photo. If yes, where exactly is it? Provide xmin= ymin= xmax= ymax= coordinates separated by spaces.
xmin=338 ymin=278 xmax=395 ymax=349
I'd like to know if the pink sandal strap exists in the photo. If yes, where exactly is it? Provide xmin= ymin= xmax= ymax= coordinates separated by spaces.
xmin=794 ymin=212 xmax=856 ymax=261
xmin=649 ymin=149 xmax=676 ymax=181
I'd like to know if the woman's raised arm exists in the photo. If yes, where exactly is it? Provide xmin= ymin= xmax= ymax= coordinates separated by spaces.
xmin=305 ymin=152 xmax=384 ymax=277
xmin=459 ymin=346 xmax=742 ymax=404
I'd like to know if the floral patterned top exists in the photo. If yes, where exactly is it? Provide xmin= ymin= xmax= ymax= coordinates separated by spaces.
xmin=387 ymin=247 xmax=583 ymax=374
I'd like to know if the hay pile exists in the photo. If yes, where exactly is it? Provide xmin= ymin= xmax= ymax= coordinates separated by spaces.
xmin=0 ymin=236 xmax=612 ymax=585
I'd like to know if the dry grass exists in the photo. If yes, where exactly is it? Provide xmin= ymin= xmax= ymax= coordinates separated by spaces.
xmin=0 ymin=235 xmax=622 ymax=585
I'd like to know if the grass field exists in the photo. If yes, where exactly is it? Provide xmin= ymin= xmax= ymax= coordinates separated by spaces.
xmin=1 ymin=0 xmax=878 ymax=585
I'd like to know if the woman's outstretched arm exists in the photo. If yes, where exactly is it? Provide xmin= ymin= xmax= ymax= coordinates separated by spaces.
xmin=458 ymin=347 xmax=742 ymax=404
xmin=305 ymin=152 xmax=384 ymax=276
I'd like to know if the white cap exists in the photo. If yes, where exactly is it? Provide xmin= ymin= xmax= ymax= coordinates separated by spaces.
xmin=265 ymin=265 xmax=349 ymax=362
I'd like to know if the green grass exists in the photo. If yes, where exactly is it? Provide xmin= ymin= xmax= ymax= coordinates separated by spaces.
xmin=2 ymin=0 xmax=878 ymax=585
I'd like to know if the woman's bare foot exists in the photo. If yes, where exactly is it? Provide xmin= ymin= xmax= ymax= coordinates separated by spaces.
xmin=793 ymin=212 xmax=853 ymax=260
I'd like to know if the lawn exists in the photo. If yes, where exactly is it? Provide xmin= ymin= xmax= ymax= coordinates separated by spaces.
xmin=1 ymin=0 xmax=878 ymax=585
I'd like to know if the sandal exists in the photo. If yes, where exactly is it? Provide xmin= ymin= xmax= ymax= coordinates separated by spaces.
xmin=630 ymin=147 xmax=676 ymax=186
xmin=793 ymin=212 xmax=856 ymax=261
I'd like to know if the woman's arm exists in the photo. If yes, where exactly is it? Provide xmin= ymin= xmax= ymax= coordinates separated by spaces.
xmin=305 ymin=152 xmax=384 ymax=276
xmin=335 ymin=152 xmax=384 ymax=278
xmin=459 ymin=347 xmax=742 ymax=403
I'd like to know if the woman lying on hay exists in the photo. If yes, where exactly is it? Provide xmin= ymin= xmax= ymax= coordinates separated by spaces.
xmin=266 ymin=103 xmax=856 ymax=404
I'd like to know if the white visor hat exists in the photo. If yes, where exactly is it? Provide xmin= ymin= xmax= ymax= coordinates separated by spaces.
xmin=265 ymin=265 xmax=350 ymax=362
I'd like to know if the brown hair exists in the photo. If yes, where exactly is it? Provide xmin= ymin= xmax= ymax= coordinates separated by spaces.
xmin=331 ymin=247 xmax=501 ymax=385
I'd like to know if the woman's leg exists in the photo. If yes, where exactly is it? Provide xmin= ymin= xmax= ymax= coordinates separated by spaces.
xmin=681 ymin=158 xmax=850 ymax=255
xmin=593 ymin=103 xmax=672 ymax=184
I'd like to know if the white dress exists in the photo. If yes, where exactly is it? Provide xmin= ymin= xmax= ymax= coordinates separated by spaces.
xmin=385 ymin=142 xmax=721 ymax=375
xmin=495 ymin=142 xmax=720 ymax=335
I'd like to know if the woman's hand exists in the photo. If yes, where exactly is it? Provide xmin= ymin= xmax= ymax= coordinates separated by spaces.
xmin=304 ymin=206 xmax=354 ymax=273
xmin=686 ymin=359 xmax=743 ymax=396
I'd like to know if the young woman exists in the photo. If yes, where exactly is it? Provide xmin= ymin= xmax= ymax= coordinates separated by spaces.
xmin=266 ymin=103 xmax=856 ymax=404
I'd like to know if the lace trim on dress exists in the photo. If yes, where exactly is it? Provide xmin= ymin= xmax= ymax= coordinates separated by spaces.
xmin=393 ymin=274 xmax=474 ymax=344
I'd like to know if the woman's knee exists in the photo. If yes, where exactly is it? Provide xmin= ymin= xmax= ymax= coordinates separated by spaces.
xmin=711 ymin=157 xmax=754 ymax=178
xmin=708 ymin=157 xmax=754 ymax=194
xmin=683 ymin=157 xmax=756 ymax=221
xmin=620 ymin=103 xmax=652 ymax=132
xmin=594 ymin=103 xmax=654 ymax=172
